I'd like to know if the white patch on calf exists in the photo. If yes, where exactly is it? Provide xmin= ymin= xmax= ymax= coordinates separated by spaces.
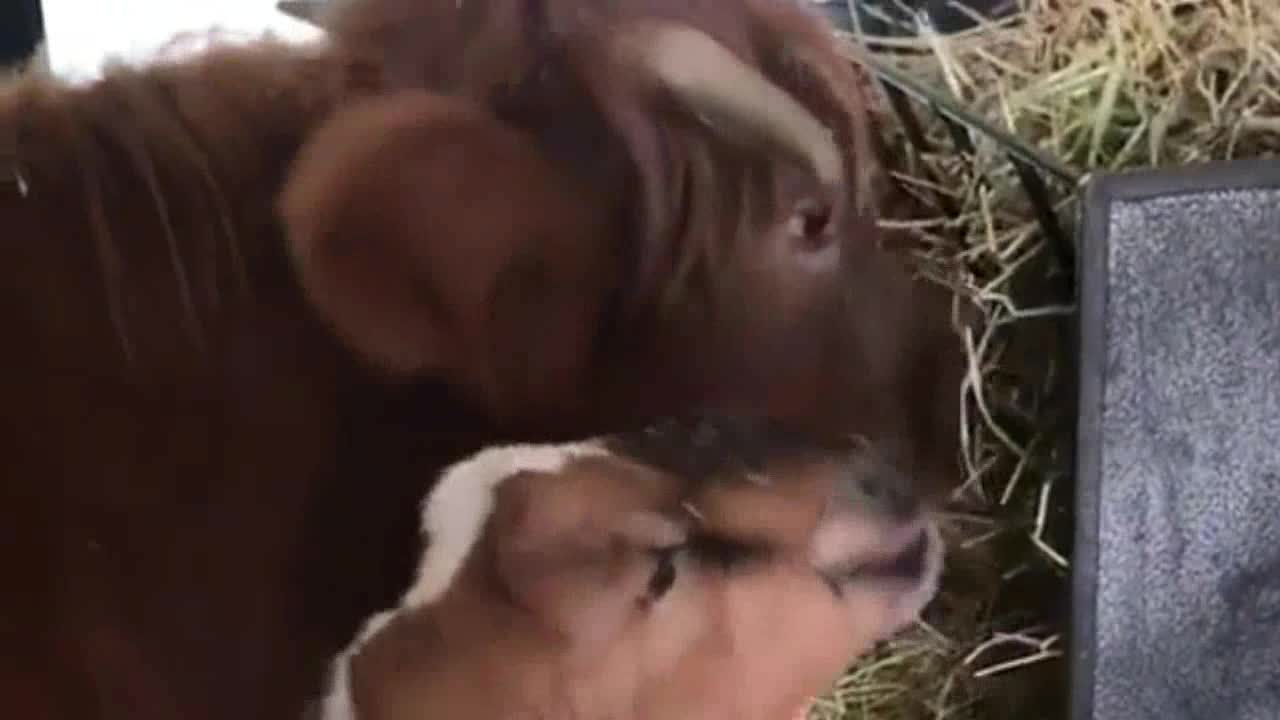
xmin=318 ymin=609 xmax=395 ymax=720
xmin=401 ymin=440 xmax=610 ymax=609
xmin=316 ymin=439 xmax=610 ymax=720
xmin=889 ymin=520 xmax=945 ymax=628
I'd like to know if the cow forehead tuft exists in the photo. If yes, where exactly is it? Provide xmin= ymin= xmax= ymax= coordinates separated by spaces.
xmin=605 ymin=413 xmax=843 ymax=481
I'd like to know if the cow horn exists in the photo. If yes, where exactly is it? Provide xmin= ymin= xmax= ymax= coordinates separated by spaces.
xmin=616 ymin=21 xmax=844 ymax=189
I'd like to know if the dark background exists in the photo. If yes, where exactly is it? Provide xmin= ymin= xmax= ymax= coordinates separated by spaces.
xmin=1 ymin=0 xmax=45 ymax=68
xmin=814 ymin=0 xmax=1019 ymax=36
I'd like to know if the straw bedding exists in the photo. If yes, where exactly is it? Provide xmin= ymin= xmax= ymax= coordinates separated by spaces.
xmin=812 ymin=1 xmax=1280 ymax=717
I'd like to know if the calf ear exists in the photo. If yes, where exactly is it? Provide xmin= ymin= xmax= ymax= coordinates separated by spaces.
xmin=489 ymin=468 xmax=687 ymax=656
xmin=278 ymin=91 xmax=613 ymax=391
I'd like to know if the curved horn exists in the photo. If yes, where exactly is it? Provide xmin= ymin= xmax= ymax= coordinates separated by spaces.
xmin=615 ymin=21 xmax=844 ymax=189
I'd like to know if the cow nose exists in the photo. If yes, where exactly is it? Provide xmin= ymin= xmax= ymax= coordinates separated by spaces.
xmin=839 ymin=459 xmax=920 ymax=520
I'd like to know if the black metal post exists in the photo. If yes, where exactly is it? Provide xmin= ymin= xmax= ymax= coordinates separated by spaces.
xmin=0 ymin=0 xmax=45 ymax=68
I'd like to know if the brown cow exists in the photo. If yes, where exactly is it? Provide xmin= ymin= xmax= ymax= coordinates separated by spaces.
xmin=314 ymin=414 xmax=943 ymax=720
xmin=0 ymin=1 xmax=960 ymax=718
xmin=285 ymin=0 xmax=961 ymax=457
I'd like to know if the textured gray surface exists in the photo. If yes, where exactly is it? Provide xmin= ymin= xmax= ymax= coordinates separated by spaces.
xmin=1095 ymin=188 xmax=1280 ymax=719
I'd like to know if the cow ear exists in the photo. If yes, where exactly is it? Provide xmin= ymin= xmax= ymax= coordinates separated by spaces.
xmin=278 ymin=92 xmax=446 ymax=375
xmin=277 ymin=90 xmax=608 ymax=383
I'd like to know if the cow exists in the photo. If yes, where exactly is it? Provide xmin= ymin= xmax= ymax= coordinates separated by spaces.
xmin=315 ymin=414 xmax=943 ymax=720
xmin=0 ymin=0 xmax=962 ymax=718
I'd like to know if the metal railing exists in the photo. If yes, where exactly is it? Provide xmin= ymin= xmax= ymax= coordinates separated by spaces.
xmin=855 ymin=51 xmax=1082 ymax=288
xmin=831 ymin=0 xmax=1081 ymax=292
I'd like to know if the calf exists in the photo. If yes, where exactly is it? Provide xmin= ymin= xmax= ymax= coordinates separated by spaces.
xmin=318 ymin=415 xmax=942 ymax=720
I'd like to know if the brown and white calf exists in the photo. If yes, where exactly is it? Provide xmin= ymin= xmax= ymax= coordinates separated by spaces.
xmin=317 ymin=415 xmax=943 ymax=720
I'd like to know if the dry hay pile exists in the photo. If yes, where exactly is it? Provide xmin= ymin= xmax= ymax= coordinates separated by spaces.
xmin=812 ymin=1 xmax=1280 ymax=718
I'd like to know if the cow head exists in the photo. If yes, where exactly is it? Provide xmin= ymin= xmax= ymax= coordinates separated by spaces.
xmin=278 ymin=0 xmax=962 ymax=487
xmin=318 ymin=414 xmax=943 ymax=719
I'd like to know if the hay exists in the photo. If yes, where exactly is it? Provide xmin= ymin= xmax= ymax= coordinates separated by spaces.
xmin=815 ymin=1 xmax=1280 ymax=718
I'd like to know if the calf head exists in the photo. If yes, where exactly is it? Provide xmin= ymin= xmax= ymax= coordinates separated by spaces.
xmin=318 ymin=415 xmax=943 ymax=720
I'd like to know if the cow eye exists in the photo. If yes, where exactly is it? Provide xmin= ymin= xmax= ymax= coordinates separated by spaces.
xmin=647 ymin=546 xmax=681 ymax=600
xmin=800 ymin=202 xmax=832 ymax=238
xmin=791 ymin=199 xmax=835 ymax=252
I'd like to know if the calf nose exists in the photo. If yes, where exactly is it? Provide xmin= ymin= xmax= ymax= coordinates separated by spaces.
xmin=838 ymin=457 xmax=920 ymax=520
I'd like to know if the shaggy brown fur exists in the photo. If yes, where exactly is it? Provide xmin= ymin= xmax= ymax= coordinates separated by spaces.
xmin=0 ymin=39 xmax=361 ymax=720
xmin=0 ymin=1 xmax=962 ymax=718
xmin=289 ymin=0 xmax=963 ymax=461
xmin=323 ymin=0 xmax=883 ymax=308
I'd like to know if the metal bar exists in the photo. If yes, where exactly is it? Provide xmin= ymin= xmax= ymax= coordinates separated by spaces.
xmin=1009 ymin=153 xmax=1076 ymax=278
xmin=859 ymin=53 xmax=1082 ymax=187
xmin=878 ymin=82 xmax=961 ymax=217
xmin=939 ymin=112 xmax=977 ymax=161
xmin=938 ymin=99 xmax=1076 ymax=275
xmin=843 ymin=8 xmax=1078 ymax=295
xmin=853 ymin=47 xmax=1080 ymax=282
